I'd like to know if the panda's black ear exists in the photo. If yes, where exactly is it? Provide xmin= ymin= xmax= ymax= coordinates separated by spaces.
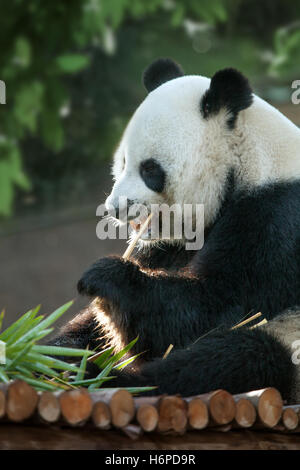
xmin=201 ymin=68 xmax=253 ymax=129
xmin=143 ymin=58 xmax=184 ymax=93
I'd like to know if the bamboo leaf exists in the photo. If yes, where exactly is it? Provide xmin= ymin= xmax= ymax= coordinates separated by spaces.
xmin=101 ymin=336 xmax=139 ymax=368
xmin=32 ymin=345 xmax=94 ymax=357
xmin=0 ymin=367 xmax=9 ymax=383
xmin=75 ymin=347 xmax=89 ymax=382
xmin=13 ymin=301 xmax=73 ymax=346
xmin=88 ymin=361 xmax=115 ymax=390
xmin=71 ymin=376 xmax=115 ymax=386
xmin=113 ymin=351 xmax=144 ymax=370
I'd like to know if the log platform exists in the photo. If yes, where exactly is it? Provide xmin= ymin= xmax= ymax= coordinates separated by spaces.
xmin=0 ymin=381 xmax=300 ymax=450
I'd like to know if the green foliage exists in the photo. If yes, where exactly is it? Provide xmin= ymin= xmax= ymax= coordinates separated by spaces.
xmin=0 ymin=0 xmax=229 ymax=217
xmin=268 ymin=23 xmax=300 ymax=79
xmin=0 ymin=1 xmax=298 ymax=216
xmin=0 ymin=300 xmax=154 ymax=393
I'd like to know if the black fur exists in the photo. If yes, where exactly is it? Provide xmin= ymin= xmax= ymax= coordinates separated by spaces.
xmin=143 ymin=58 xmax=184 ymax=93
xmin=139 ymin=158 xmax=166 ymax=193
xmin=86 ymin=327 xmax=294 ymax=398
xmin=50 ymin=180 xmax=300 ymax=401
xmin=201 ymin=68 xmax=253 ymax=128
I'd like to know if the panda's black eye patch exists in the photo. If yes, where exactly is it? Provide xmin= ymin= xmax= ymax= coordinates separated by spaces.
xmin=139 ymin=158 xmax=165 ymax=193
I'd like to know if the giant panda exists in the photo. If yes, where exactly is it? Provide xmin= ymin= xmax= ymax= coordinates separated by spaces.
xmin=51 ymin=58 xmax=300 ymax=403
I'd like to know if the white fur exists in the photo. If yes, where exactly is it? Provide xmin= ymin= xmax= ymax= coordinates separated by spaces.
xmin=106 ymin=74 xmax=300 ymax=229
xmin=262 ymin=312 xmax=300 ymax=402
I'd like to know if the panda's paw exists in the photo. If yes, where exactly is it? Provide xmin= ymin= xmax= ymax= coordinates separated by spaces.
xmin=77 ymin=255 xmax=141 ymax=300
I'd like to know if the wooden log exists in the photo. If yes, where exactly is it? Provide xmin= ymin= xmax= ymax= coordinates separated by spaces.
xmin=157 ymin=396 xmax=187 ymax=434
xmin=90 ymin=390 xmax=135 ymax=429
xmin=3 ymin=380 xmax=38 ymax=422
xmin=283 ymin=404 xmax=300 ymax=415
xmin=135 ymin=391 xmax=235 ymax=428
xmin=136 ymin=404 xmax=159 ymax=432
xmin=37 ymin=391 xmax=60 ymax=424
xmin=187 ymin=390 xmax=236 ymax=426
xmin=233 ymin=388 xmax=283 ymax=428
xmin=0 ymin=388 xmax=5 ymax=419
xmin=3 ymin=424 xmax=300 ymax=450
xmin=121 ymin=424 xmax=143 ymax=440
xmin=59 ymin=388 xmax=93 ymax=426
xmin=187 ymin=398 xmax=209 ymax=430
xmin=281 ymin=407 xmax=299 ymax=431
xmin=92 ymin=401 xmax=111 ymax=430
xmin=234 ymin=398 xmax=257 ymax=428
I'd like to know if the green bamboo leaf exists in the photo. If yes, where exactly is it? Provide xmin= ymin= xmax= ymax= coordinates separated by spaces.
xmin=75 ymin=348 xmax=89 ymax=382
xmin=88 ymin=361 xmax=115 ymax=390
xmin=93 ymin=346 xmax=114 ymax=368
xmin=71 ymin=376 xmax=115 ymax=386
xmin=15 ymin=365 xmax=35 ymax=378
xmin=91 ymin=386 xmax=157 ymax=394
xmin=5 ymin=341 xmax=34 ymax=369
xmin=25 ymin=351 xmax=82 ymax=373
xmin=113 ymin=351 xmax=144 ymax=370
xmin=0 ymin=310 xmax=5 ymax=332
xmin=102 ymin=336 xmax=139 ymax=368
xmin=32 ymin=345 xmax=94 ymax=357
xmin=0 ymin=306 xmax=39 ymax=342
xmin=14 ymin=374 xmax=58 ymax=391
xmin=5 ymin=329 xmax=54 ymax=354
xmin=6 ymin=316 xmax=43 ymax=346
xmin=0 ymin=367 xmax=9 ymax=383
xmin=14 ymin=301 xmax=73 ymax=346
xmin=23 ymin=361 xmax=60 ymax=378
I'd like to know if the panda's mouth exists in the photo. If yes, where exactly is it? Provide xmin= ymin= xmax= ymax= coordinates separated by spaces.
xmin=129 ymin=217 xmax=152 ymax=237
xmin=129 ymin=213 xmax=163 ymax=241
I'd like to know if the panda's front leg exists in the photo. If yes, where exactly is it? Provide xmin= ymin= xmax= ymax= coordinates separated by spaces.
xmin=77 ymin=255 xmax=236 ymax=357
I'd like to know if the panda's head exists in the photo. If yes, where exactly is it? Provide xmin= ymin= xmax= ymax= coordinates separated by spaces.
xmin=105 ymin=58 xmax=300 ymax=243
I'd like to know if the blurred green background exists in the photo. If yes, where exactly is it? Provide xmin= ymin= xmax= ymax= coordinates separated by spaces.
xmin=0 ymin=0 xmax=300 ymax=327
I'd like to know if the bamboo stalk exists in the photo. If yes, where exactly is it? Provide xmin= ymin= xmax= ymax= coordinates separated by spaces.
xmin=162 ymin=344 xmax=173 ymax=359
xmin=249 ymin=319 xmax=268 ymax=329
xmin=38 ymin=391 xmax=61 ymax=423
xmin=233 ymin=388 xmax=283 ymax=428
xmin=231 ymin=312 xmax=262 ymax=330
xmin=123 ymin=214 xmax=153 ymax=260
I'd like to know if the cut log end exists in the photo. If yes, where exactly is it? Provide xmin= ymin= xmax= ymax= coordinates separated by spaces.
xmin=110 ymin=390 xmax=135 ymax=428
xmin=158 ymin=396 xmax=187 ymax=433
xmin=6 ymin=380 xmax=38 ymax=422
xmin=137 ymin=404 xmax=159 ymax=432
xmin=92 ymin=401 xmax=111 ymax=429
xmin=188 ymin=398 xmax=209 ymax=430
xmin=209 ymin=390 xmax=236 ymax=425
xmin=282 ymin=408 xmax=299 ymax=431
xmin=0 ymin=389 xmax=5 ymax=419
xmin=38 ymin=391 xmax=60 ymax=423
xmin=258 ymin=388 xmax=283 ymax=428
xmin=235 ymin=398 xmax=257 ymax=428
xmin=59 ymin=388 xmax=93 ymax=426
